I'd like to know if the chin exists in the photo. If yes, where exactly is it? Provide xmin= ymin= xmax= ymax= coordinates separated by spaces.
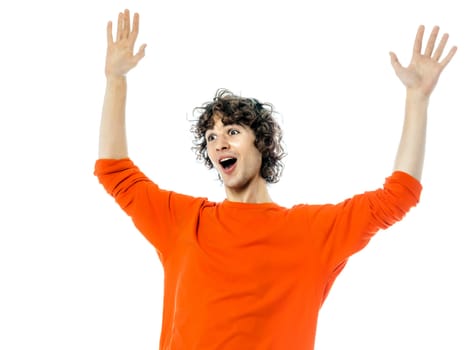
xmin=223 ymin=179 xmax=241 ymax=190
xmin=224 ymin=176 xmax=258 ymax=192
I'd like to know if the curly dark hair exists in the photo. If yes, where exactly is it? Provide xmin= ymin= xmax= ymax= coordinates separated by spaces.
xmin=191 ymin=88 xmax=286 ymax=183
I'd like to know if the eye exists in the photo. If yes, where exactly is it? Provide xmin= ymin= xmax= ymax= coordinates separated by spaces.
xmin=206 ymin=133 xmax=216 ymax=142
xmin=228 ymin=128 xmax=240 ymax=136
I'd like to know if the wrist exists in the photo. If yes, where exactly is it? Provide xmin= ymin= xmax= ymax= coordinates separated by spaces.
xmin=406 ymin=89 xmax=430 ymax=105
xmin=105 ymin=75 xmax=127 ymax=89
xmin=106 ymin=74 xmax=126 ymax=82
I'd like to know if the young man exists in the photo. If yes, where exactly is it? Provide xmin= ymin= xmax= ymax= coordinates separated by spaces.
xmin=94 ymin=9 xmax=457 ymax=350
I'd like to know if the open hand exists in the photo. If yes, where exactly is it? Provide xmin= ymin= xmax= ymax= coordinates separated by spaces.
xmin=105 ymin=9 xmax=146 ymax=78
xmin=389 ymin=25 xmax=457 ymax=97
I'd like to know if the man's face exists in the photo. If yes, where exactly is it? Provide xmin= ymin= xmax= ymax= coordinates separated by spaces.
xmin=205 ymin=114 xmax=263 ymax=191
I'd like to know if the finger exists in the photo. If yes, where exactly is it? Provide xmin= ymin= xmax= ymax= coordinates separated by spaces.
xmin=132 ymin=12 xmax=140 ymax=35
xmin=117 ymin=12 xmax=123 ymax=41
xmin=122 ymin=9 xmax=130 ymax=39
xmin=433 ymin=33 xmax=448 ymax=61
xmin=440 ymin=46 xmax=457 ymax=69
xmin=107 ymin=21 xmax=114 ymax=45
xmin=413 ymin=25 xmax=425 ymax=55
xmin=424 ymin=26 xmax=440 ymax=57
xmin=129 ymin=12 xmax=140 ymax=45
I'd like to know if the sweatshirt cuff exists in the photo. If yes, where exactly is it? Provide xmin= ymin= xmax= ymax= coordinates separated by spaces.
xmin=94 ymin=158 xmax=134 ymax=176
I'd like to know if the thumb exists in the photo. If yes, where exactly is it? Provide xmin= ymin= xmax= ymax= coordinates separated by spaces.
xmin=389 ymin=51 xmax=403 ymax=73
xmin=134 ymin=43 xmax=147 ymax=62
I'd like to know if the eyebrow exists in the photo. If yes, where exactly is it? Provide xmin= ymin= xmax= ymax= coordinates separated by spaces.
xmin=206 ymin=123 xmax=243 ymax=132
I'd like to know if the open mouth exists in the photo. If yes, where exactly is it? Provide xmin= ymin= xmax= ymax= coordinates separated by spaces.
xmin=219 ymin=157 xmax=237 ymax=170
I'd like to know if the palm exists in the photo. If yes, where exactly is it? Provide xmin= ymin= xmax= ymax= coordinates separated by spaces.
xmin=106 ymin=40 xmax=138 ymax=77
xmin=390 ymin=25 xmax=457 ymax=97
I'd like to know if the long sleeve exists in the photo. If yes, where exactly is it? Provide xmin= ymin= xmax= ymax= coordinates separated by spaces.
xmin=310 ymin=171 xmax=422 ymax=275
xmin=94 ymin=158 xmax=207 ymax=259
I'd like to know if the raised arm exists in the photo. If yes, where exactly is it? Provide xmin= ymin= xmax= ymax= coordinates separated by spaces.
xmin=390 ymin=25 xmax=456 ymax=181
xmin=98 ymin=9 xmax=146 ymax=159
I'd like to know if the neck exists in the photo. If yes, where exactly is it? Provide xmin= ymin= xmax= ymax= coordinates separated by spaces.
xmin=224 ymin=179 xmax=273 ymax=203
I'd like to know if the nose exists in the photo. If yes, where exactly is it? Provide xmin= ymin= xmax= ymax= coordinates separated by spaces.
xmin=215 ymin=134 xmax=229 ymax=152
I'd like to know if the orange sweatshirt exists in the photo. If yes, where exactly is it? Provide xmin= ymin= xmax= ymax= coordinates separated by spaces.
xmin=94 ymin=158 xmax=422 ymax=350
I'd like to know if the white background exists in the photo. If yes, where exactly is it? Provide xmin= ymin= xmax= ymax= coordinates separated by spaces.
xmin=1 ymin=0 xmax=467 ymax=349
